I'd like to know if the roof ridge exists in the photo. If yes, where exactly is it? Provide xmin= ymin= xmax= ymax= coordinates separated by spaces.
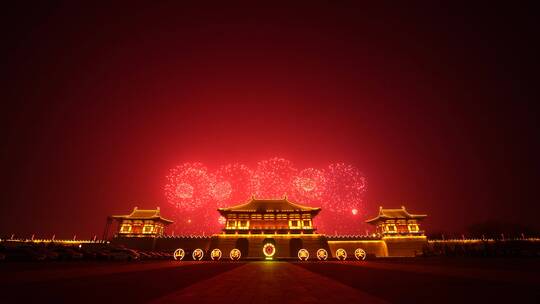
xmin=218 ymin=197 xmax=321 ymax=212
xmin=283 ymin=197 xmax=321 ymax=210
xmin=217 ymin=197 xmax=254 ymax=210
xmin=366 ymin=206 xmax=427 ymax=224
xmin=112 ymin=207 xmax=174 ymax=224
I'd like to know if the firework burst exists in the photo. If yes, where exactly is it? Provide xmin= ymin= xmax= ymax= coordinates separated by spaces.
xmin=164 ymin=163 xmax=214 ymax=211
xmin=252 ymin=158 xmax=297 ymax=199
xmin=318 ymin=162 xmax=368 ymax=234
xmin=290 ymin=168 xmax=326 ymax=204
xmin=164 ymin=159 xmax=368 ymax=235
xmin=212 ymin=163 xmax=253 ymax=207
xmin=322 ymin=163 xmax=367 ymax=212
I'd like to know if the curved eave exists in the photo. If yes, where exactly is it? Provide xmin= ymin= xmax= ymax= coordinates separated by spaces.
xmin=286 ymin=200 xmax=322 ymax=213
xmin=111 ymin=215 xmax=174 ymax=224
xmin=217 ymin=198 xmax=321 ymax=214
xmin=365 ymin=214 xmax=427 ymax=224
xmin=218 ymin=207 xmax=321 ymax=213
xmin=157 ymin=217 xmax=174 ymax=224
xmin=365 ymin=217 xmax=380 ymax=224
xmin=217 ymin=196 xmax=257 ymax=212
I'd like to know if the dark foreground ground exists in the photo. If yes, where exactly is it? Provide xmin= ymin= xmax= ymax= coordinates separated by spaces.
xmin=1 ymin=258 xmax=539 ymax=303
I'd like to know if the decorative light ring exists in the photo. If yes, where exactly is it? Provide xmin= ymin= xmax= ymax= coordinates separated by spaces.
xmin=298 ymin=249 xmax=309 ymax=261
xmin=192 ymin=248 xmax=204 ymax=260
xmin=316 ymin=248 xmax=328 ymax=261
xmin=263 ymin=243 xmax=276 ymax=258
xmin=173 ymin=248 xmax=185 ymax=261
xmin=354 ymin=248 xmax=366 ymax=261
xmin=336 ymin=248 xmax=347 ymax=261
xmin=230 ymin=248 xmax=241 ymax=260
xmin=210 ymin=249 xmax=222 ymax=261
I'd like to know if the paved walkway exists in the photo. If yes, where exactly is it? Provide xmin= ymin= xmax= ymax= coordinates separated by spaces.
xmin=151 ymin=262 xmax=388 ymax=304
xmin=2 ymin=259 xmax=540 ymax=303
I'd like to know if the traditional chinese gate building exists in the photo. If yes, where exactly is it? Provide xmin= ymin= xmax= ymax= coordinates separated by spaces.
xmin=217 ymin=197 xmax=321 ymax=234
xmin=365 ymin=206 xmax=427 ymax=236
xmin=111 ymin=207 xmax=173 ymax=237
xmin=110 ymin=202 xmax=428 ymax=259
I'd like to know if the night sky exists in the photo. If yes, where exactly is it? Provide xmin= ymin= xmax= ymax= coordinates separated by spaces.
xmin=2 ymin=2 xmax=539 ymax=239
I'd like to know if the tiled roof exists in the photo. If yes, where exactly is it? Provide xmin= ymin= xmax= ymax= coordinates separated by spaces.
xmin=218 ymin=197 xmax=321 ymax=214
xmin=111 ymin=207 xmax=174 ymax=223
xmin=365 ymin=206 xmax=427 ymax=224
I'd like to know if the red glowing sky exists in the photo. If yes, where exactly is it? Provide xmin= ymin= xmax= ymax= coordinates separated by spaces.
xmin=1 ymin=2 xmax=539 ymax=238
xmin=164 ymin=160 xmax=367 ymax=235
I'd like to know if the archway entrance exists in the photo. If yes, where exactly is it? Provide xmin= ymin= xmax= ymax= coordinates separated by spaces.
xmin=290 ymin=238 xmax=303 ymax=258
xmin=235 ymin=238 xmax=249 ymax=258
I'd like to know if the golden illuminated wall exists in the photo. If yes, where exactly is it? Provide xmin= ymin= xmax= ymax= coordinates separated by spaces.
xmin=383 ymin=236 xmax=427 ymax=257
xmin=327 ymin=240 xmax=388 ymax=257
xmin=210 ymin=234 xmax=328 ymax=259
xmin=116 ymin=233 xmax=427 ymax=258
xmin=327 ymin=236 xmax=428 ymax=258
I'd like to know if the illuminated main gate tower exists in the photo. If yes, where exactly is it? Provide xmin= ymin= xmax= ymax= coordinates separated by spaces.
xmin=217 ymin=197 xmax=321 ymax=234
xmin=214 ymin=197 xmax=325 ymax=259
